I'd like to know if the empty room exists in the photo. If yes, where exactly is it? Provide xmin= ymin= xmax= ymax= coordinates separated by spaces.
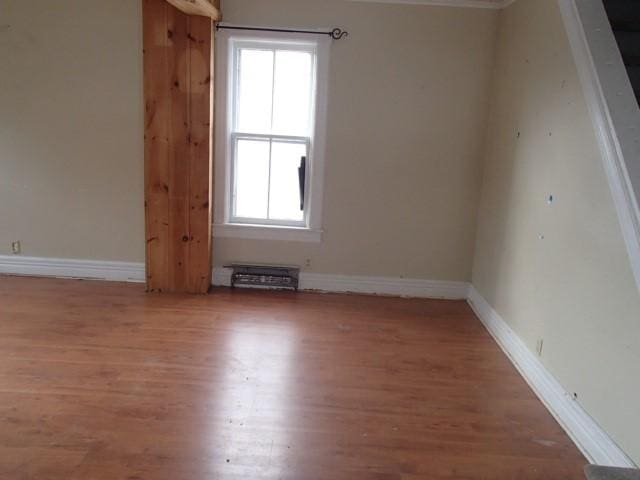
xmin=1 ymin=0 xmax=640 ymax=478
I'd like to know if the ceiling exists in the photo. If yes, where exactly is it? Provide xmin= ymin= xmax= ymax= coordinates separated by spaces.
xmin=348 ymin=0 xmax=513 ymax=9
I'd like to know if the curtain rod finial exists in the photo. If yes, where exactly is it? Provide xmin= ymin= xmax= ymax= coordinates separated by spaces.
xmin=331 ymin=28 xmax=348 ymax=40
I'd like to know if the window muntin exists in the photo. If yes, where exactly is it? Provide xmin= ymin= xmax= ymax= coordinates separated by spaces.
xmin=229 ymin=39 xmax=317 ymax=226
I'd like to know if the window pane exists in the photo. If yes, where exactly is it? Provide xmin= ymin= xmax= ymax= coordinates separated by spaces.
xmin=237 ymin=49 xmax=273 ymax=134
xmin=235 ymin=139 xmax=270 ymax=219
xmin=269 ymin=142 xmax=306 ymax=221
xmin=272 ymin=50 xmax=313 ymax=136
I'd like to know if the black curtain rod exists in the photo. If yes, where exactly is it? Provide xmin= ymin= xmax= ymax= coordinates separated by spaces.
xmin=215 ymin=24 xmax=349 ymax=40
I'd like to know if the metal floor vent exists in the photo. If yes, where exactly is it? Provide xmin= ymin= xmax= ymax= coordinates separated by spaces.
xmin=225 ymin=264 xmax=300 ymax=291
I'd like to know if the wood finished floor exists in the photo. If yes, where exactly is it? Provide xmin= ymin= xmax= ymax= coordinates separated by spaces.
xmin=0 ymin=276 xmax=586 ymax=480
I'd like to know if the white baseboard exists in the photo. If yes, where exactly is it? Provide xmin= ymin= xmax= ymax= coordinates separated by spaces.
xmin=212 ymin=267 xmax=470 ymax=299
xmin=0 ymin=256 xmax=469 ymax=298
xmin=0 ymin=255 xmax=145 ymax=283
xmin=467 ymin=286 xmax=635 ymax=467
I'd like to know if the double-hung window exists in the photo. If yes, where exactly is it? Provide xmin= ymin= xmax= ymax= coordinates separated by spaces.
xmin=215 ymin=31 xmax=329 ymax=242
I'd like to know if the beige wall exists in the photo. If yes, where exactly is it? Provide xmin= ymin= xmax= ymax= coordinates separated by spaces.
xmin=0 ymin=0 xmax=144 ymax=262
xmin=472 ymin=0 xmax=640 ymax=464
xmin=213 ymin=0 xmax=498 ymax=281
xmin=0 ymin=0 xmax=497 ymax=282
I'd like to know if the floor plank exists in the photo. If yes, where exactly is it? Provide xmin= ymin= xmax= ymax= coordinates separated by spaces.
xmin=0 ymin=275 xmax=586 ymax=479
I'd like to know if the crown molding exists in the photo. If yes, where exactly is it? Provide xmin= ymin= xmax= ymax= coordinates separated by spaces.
xmin=347 ymin=0 xmax=515 ymax=10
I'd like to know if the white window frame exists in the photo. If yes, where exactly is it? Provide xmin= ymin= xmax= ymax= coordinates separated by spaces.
xmin=214 ymin=29 xmax=330 ymax=243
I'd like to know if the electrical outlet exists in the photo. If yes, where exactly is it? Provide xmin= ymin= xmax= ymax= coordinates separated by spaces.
xmin=304 ymin=258 xmax=311 ymax=268
xmin=536 ymin=338 xmax=544 ymax=357
xmin=11 ymin=241 xmax=21 ymax=254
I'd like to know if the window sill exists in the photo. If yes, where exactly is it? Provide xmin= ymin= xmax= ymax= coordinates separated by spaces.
xmin=213 ymin=223 xmax=323 ymax=242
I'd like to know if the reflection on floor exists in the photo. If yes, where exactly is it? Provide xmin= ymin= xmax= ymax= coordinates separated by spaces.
xmin=0 ymin=275 xmax=586 ymax=479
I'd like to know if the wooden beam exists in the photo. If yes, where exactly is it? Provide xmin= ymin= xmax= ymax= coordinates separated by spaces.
xmin=143 ymin=0 xmax=214 ymax=293
xmin=165 ymin=0 xmax=221 ymax=20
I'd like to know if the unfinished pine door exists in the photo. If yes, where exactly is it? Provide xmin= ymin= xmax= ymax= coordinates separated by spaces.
xmin=143 ymin=0 xmax=214 ymax=293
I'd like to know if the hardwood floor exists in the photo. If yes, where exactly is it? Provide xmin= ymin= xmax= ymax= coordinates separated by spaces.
xmin=0 ymin=275 xmax=586 ymax=479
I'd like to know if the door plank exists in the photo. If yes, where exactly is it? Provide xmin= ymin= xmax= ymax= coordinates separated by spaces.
xmin=187 ymin=16 xmax=213 ymax=293
xmin=167 ymin=6 xmax=191 ymax=292
xmin=143 ymin=0 xmax=171 ymax=292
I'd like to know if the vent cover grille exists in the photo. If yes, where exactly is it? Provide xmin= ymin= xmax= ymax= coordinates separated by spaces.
xmin=225 ymin=264 xmax=300 ymax=291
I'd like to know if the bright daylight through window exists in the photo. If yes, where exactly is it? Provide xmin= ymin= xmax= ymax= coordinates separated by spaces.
xmin=229 ymin=39 xmax=317 ymax=226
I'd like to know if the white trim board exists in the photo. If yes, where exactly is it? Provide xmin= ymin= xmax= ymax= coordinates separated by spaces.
xmin=0 ymin=255 xmax=145 ymax=283
xmin=212 ymin=267 xmax=470 ymax=299
xmin=347 ymin=0 xmax=511 ymax=9
xmin=558 ymin=0 xmax=640 ymax=294
xmin=214 ymin=30 xmax=329 ymax=238
xmin=467 ymin=287 xmax=635 ymax=468
xmin=213 ymin=223 xmax=323 ymax=242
